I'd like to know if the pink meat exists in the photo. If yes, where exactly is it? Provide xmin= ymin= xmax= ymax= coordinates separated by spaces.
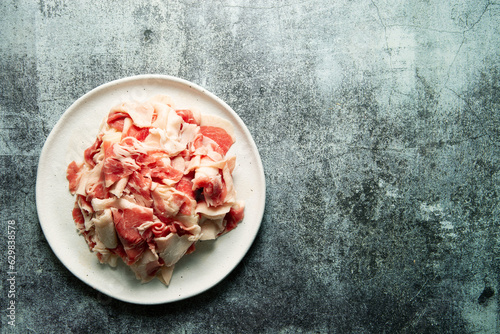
xmin=136 ymin=151 xmax=164 ymax=166
xmin=67 ymin=97 xmax=245 ymax=285
xmin=66 ymin=161 xmax=82 ymax=194
xmin=72 ymin=205 xmax=85 ymax=232
xmin=152 ymin=190 xmax=188 ymax=219
xmin=176 ymin=176 xmax=195 ymax=199
xmin=175 ymin=109 xmax=198 ymax=125
xmin=199 ymin=126 xmax=234 ymax=155
xmin=111 ymin=206 xmax=153 ymax=264
xmin=145 ymin=258 xmax=162 ymax=277
xmin=83 ymin=135 xmax=103 ymax=167
xmin=126 ymin=171 xmax=153 ymax=207
xmin=124 ymin=124 xmax=150 ymax=141
xmin=107 ymin=111 xmax=129 ymax=131
xmin=150 ymin=163 xmax=183 ymax=184
xmin=72 ymin=204 xmax=96 ymax=249
xmin=150 ymin=221 xmax=170 ymax=238
xmin=193 ymin=173 xmax=227 ymax=207
xmin=102 ymin=142 xmax=140 ymax=187
xmin=103 ymin=156 xmax=135 ymax=186
xmin=224 ymin=203 xmax=245 ymax=234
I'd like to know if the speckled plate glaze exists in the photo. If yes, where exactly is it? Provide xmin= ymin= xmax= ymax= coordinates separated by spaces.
xmin=36 ymin=75 xmax=265 ymax=304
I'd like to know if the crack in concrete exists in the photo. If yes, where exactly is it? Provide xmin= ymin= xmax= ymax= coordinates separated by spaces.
xmin=443 ymin=1 xmax=493 ymax=92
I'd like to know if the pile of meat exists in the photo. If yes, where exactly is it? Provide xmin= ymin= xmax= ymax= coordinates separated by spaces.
xmin=66 ymin=95 xmax=244 ymax=285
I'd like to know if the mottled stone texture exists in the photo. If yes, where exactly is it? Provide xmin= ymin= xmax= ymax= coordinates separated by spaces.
xmin=1 ymin=0 xmax=499 ymax=333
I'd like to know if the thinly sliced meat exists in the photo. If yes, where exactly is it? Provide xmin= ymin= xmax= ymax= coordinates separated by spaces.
xmin=200 ymin=114 xmax=235 ymax=141
xmin=224 ymin=201 xmax=245 ymax=234
xmin=95 ymin=247 xmax=119 ymax=267
xmin=77 ymin=195 xmax=93 ymax=216
xmin=150 ymin=162 xmax=183 ymax=184
xmin=84 ymin=135 xmax=103 ymax=167
xmin=67 ymin=95 xmax=245 ymax=286
xmin=150 ymin=101 xmax=171 ymax=130
xmin=196 ymin=201 xmax=231 ymax=219
xmin=103 ymin=155 xmax=139 ymax=187
xmin=198 ymin=217 xmax=224 ymax=240
xmin=157 ymin=265 xmax=174 ymax=285
xmin=125 ymin=125 xmax=150 ymax=141
xmin=110 ymin=101 xmax=154 ymax=128
xmin=192 ymin=166 xmax=227 ymax=207
xmin=72 ymin=204 xmax=96 ymax=249
xmin=152 ymin=184 xmax=194 ymax=219
xmin=126 ymin=171 xmax=153 ymax=207
xmin=107 ymin=111 xmax=129 ymax=131
xmin=175 ymin=109 xmax=198 ymax=125
xmin=67 ymin=161 xmax=83 ymax=194
xmin=165 ymin=109 xmax=183 ymax=138
xmin=170 ymin=221 xmax=196 ymax=236
xmin=102 ymin=141 xmax=141 ymax=187
xmin=191 ymin=133 xmax=204 ymax=151
xmin=144 ymin=128 xmax=186 ymax=156
xmin=155 ymin=233 xmax=197 ymax=267
xmin=129 ymin=249 xmax=162 ymax=283
xmin=198 ymin=201 xmax=244 ymax=239
xmin=176 ymin=176 xmax=195 ymax=199
xmin=200 ymin=126 xmax=234 ymax=155
xmin=72 ymin=204 xmax=86 ymax=232
xmin=179 ymin=124 xmax=199 ymax=150
xmin=138 ymin=219 xmax=170 ymax=238
xmin=92 ymin=209 xmax=118 ymax=249
xmin=221 ymin=157 xmax=237 ymax=204
xmin=80 ymin=162 xmax=108 ymax=199
xmin=190 ymin=133 xmax=224 ymax=159
xmin=111 ymin=204 xmax=154 ymax=264
xmin=135 ymin=150 xmax=166 ymax=167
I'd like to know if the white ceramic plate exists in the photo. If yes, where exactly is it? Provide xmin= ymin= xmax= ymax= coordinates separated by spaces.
xmin=36 ymin=75 xmax=265 ymax=304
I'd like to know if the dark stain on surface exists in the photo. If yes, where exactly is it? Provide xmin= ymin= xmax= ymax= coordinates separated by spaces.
xmin=416 ymin=69 xmax=439 ymax=119
xmin=38 ymin=0 xmax=67 ymax=18
xmin=337 ymin=178 xmax=379 ymax=226
xmin=463 ymin=66 xmax=500 ymax=142
xmin=143 ymin=29 xmax=154 ymax=44
xmin=478 ymin=286 xmax=495 ymax=305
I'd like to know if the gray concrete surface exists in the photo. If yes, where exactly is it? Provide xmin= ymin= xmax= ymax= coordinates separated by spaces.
xmin=1 ymin=0 xmax=499 ymax=332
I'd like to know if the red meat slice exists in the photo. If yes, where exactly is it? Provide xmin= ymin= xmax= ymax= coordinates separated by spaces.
xmin=150 ymin=163 xmax=183 ymax=183
xmin=150 ymin=221 xmax=170 ymax=238
xmin=125 ymin=125 xmax=150 ymax=141
xmin=108 ymin=110 xmax=150 ymax=141
xmin=66 ymin=161 xmax=82 ymax=194
xmin=193 ymin=173 xmax=227 ymax=207
xmin=107 ymin=111 xmax=129 ymax=131
xmin=72 ymin=205 xmax=85 ymax=231
xmin=111 ymin=206 xmax=153 ymax=264
xmin=224 ymin=203 xmax=245 ymax=233
xmin=176 ymin=176 xmax=195 ymax=199
xmin=175 ymin=109 xmax=198 ymax=124
xmin=126 ymin=171 xmax=153 ymax=206
xmin=152 ymin=190 xmax=189 ymax=219
xmin=83 ymin=135 xmax=103 ymax=167
xmin=199 ymin=126 xmax=234 ymax=155
xmin=102 ymin=142 xmax=140 ymax=187
xmin=103 ymin=157 xmax=136 ymax=186
xmin=71 ymin=204 xmax=96 ymax=249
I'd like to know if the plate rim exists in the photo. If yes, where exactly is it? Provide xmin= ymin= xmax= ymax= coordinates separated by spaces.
xmin=36 ymin=74 xmax=266 ymax=304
